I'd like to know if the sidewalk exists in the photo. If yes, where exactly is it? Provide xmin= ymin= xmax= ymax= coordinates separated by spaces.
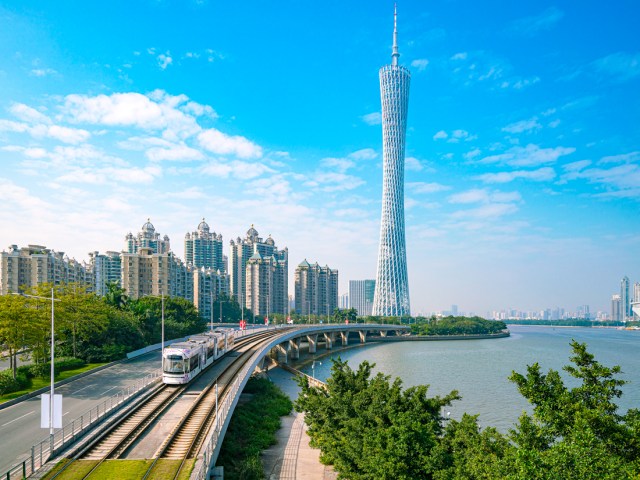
xmin=262 ymin=367 xmax=337 ymax=480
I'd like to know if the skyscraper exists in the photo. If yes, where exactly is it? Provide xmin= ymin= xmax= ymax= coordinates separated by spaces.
xmin=372 ymin=6 xmax=411 ymax=317
xmin=349 ymin=279 xmax=375 ymax=316
xmin=611 ymin=294 xmax=622 ymax=322
xmin=621 ymin=276 xmax=630 ymax=321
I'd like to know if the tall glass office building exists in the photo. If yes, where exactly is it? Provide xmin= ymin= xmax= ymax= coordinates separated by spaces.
xmin=372 ymin=6 xmax=411 ymax=317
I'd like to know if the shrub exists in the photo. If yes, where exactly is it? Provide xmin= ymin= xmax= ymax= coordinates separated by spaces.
xmin=29 ymin=357 xmax=86 ymax=379
xmin=0 ymin=370 xmax=30 ymax=395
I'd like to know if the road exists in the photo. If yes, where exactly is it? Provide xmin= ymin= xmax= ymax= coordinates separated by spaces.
xmin=0 ymin=352 xmax=161 ymax=475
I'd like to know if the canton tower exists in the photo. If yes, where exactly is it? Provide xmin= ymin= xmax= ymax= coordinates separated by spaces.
xmin=372 ymin=5 xmax=411 ymax=317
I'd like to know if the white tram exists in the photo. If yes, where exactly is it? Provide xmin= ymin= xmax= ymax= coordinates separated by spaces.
xmin=162 ymin=328 xmax=237 ymax=384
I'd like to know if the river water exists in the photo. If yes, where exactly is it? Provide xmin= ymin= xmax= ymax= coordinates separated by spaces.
xmin=297 ymin=325 xmax=640 ymax=432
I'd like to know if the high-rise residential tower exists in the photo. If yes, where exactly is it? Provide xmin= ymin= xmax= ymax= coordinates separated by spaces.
xmin=124 ymin=219 xmax=170 ymax=254
xmin=295 ymin=260 xmax=338 ymax=318
xmin=621 ymin=276 xmax=630 ymax=321
xmin=229 ymin=226 xmax=288 ymax=313
xmin=184 ymin=219 xmax=224 ymax=272
xmin=372 ymin=6 xmax=411 ymax=317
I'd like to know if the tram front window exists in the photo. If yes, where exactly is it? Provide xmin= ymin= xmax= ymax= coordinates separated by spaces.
xmin=163 ymin=355 xmax=185 ymax=373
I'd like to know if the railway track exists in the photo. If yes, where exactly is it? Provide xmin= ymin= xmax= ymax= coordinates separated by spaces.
xmin=141 ymin=329 xmax=289 ymax=479
xmin=47 ymin=328 xmax=290 ymax=479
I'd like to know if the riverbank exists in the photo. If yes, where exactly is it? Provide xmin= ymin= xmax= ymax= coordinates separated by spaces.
xmin=386 ymin=331 xmax=510 ymax=341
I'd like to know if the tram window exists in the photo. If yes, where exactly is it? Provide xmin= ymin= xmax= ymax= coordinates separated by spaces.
xmin=189 ymin=354 xmax=199 ymax=371
xmin=207 ymin=346 xmax=214 ymax=358
xmin=163 ymin=355 xmax=185 ymax=373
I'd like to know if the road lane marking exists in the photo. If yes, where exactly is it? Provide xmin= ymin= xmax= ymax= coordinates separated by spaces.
xmin=1 ymin=410 xmax=35 ymax=427
xmin=72 ymin=384 xmax=96 ymax=394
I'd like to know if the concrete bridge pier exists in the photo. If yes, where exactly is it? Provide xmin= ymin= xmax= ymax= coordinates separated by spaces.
xmin=307 ymin=334 xmax=318 ymax=354
xmin=289 ymin=338 xmax=301 ymax=360
xmin=358 ymin=330 xmax=367 ymax=343
xmin=380 ymin=330 xmax=388 ymax=337
xmin=323 ymin=332 xmax=335 ymax=350
xmin=340 ymin=331 xmax=349 ymax=346
xmin=275 ymin=343 xmax=288 ymax=364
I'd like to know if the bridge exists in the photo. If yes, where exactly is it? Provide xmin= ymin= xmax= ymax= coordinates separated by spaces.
xmin=1 ymin=323 xmax=408 ymax=480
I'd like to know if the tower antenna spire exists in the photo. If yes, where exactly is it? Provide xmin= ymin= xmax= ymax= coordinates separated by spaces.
xmin=392 ymin=3 xmax=399 ymax=66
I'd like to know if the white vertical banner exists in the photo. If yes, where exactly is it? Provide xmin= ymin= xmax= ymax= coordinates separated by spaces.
xmin=41 ymin=394 xmax=63 ymax=429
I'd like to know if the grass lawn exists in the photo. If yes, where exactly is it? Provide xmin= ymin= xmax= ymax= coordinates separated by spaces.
xmin=42 ymin=459 xmax=193 ymax=480
xmin=0 ymin=363 xmax=107 ymax=404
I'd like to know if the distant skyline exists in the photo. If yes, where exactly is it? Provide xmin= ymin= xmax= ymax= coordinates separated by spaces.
xmin=0 ymin=1 xmax=639 ymax=314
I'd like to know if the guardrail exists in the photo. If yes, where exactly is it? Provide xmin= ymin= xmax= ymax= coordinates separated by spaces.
xmin=2 ymin=370 xmax=161 ymax=480
xmin=191 ymin=364 xmax=247 ymax=480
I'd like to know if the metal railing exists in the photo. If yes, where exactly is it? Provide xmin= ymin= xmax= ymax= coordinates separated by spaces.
xmin=3 ymin=370 xmax=161 ymax=480
xmin=191 ymin=362 xmax=251 ymax=480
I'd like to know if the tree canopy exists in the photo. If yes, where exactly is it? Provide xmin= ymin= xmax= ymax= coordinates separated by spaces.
xmin=296 ymin=341 xmax=640 ymax=479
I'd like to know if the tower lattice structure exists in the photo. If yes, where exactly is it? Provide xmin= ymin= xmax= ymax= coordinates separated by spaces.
xmin=372 ymin=5 xmax=411 ymax=317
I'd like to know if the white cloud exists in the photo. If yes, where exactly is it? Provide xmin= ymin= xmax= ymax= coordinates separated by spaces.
xmin=30 ymin=68 xmax=57 ymax=77
xmin=0 ymin=113 xmax=90 ymax=144
xmin=450 ymin=202 xmax=519 ymax=220
xmin=10 ymin=103 xmax=51 ymax=124
xmin=500 ymin=76 xmax=540 ymax=90
xmin=198 ymin=128 xmax=263 ymax=159
xmin=592 ymin=52 xmax=640 ymax=82
xmin=509 ymin=7 xmax=564 ymax=36
xmin=157 ymin=52 xmax=173 ymax=70
xmin=405 ymin=157 xmax=423 ymax=171
xmin=200 ymin=159 xmax=272 ymax=179
xmin=411 ymin=59 xmax=429 ymax=71
xmin=502 ymin=118 xmax=542 ymax=134
xmin=62 ymin=91 xmax=201 ymax=139
xmin=433 ymin=130 xmax=448 ymax=140
xmin=478 ymin=144 xmax=575 ymax=167
xmin=361 ymin=112 xmax=382 ymax=125
xmin=146 ymin=143 xmax=205 ymax=161
xmin=464 ymin=148 xmax=481 ymax=160
xmin=600 ymin=151 xmax=640 ymax=164
xmin=475 ymin=167 xmax=556 ymax=184
xmin=447 ymin=189 xmax=521 ymax=205
xmin=304 ymin=172 xmax=365 ymax=192
xmin=408 ymin=182 xmax=451 ymax=194
xmin=563 ymin=160 xmax=592 ymax=172
xmin=34 ymin=124 xmax=91 ymax=144
xmin=571 ymin=163 xmax=640 ymax=197
xmin=451 ymin=52 xmax=468 ymax=60
xmin=322 ymin=157 xmax=355 ymax=173
xmin=348 ymin=148 xmax=377 ymax=160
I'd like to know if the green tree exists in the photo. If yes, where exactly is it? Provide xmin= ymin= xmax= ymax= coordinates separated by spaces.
xmin=0 ymin=294 xmax=40 ymax=378
xmin=295 ymin=358 xmax=460 ymax=479
xmin=104 ymin=281 xmax=129 ymax=309
xmin=506 ymin=340 xmax=640 ymax=479
xmin=129 ymin=295 xmax=206 ymax=344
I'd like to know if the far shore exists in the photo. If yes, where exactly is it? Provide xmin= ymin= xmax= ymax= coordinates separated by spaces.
xmin=506 ymin=323 xmax=626 ymax=329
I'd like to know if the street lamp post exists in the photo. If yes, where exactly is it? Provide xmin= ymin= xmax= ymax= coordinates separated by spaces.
xmin=210 ymin=292 xmax=214 ymax=332
xmin=14 ymin=289 xmax=60 ymax=453
xmin=312 ymin=360 xmax=321 ymax=380
xmin=161 ymin=294 xmax=165 ymax=356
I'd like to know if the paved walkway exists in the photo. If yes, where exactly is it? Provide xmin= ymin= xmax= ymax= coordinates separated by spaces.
xmin=262 ymin=367 xmax=337 ymax=480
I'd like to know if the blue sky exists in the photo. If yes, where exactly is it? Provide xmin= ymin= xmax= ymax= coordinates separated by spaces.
xmin=0 ymin=1 xmax=639 ymax=315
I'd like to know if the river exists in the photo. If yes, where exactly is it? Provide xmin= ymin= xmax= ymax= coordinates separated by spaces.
xmin=297 ymin=325 xmax=640 ymax=432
